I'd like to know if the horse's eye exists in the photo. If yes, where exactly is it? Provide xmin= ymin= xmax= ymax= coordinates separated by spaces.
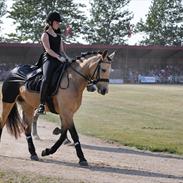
xmin=101 ymin=68 xmax=106 ymax=73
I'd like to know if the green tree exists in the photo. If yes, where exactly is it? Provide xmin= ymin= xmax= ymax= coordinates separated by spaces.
xmin=136 ymin=0 xmax=183 ymax=46
xmin=0 ymin=0 xmax=6 ymax=23
xmin=8 ymin=0 xmax=86 ymax=43
xmin=84 ymin=0 xmax=133 ymax=44
xmin=0 ymin=0 xmax=7 ymax=40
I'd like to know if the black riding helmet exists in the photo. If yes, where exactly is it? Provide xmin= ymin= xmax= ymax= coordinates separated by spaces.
xmin=46 ymin=11 xmax=62 ymax=25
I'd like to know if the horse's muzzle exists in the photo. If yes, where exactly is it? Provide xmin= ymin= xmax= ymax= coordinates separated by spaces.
xmin=98 ymin=88 xmax=108 ymax=95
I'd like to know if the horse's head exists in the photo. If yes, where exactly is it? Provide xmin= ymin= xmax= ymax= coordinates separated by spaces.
xmin=89 ymin=50 xmax=115 ymax=95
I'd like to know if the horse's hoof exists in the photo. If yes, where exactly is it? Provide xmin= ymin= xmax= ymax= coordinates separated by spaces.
xmin=79 ymin=160 xmax=88 ymax=167
xmin=31 ymin=154 xmax=39 ymax=161
xmin=53 ymin=127 xmax=61 ymax=135
xmin=41 ymin=148 xmax=50 ymax=156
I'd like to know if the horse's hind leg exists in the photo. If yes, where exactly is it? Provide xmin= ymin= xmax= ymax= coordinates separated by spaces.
xmin=32 ymin=113 xmax=40 ymax=140
xmin=0 ymin=128 xmax=2 ymax=140
xmin=21 ymin=103 xmax=39 ymax=161
xmin=0 ymin=80 xmax=21 ymax=140
xmin=0 ymin=102 xmax=16 ymax=140
xmin=0 ymin=127 xmax=2 ymax=140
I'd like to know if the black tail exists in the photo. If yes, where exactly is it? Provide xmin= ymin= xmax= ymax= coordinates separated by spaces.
xmin=6 ymin=103 xmax=24 ymax=139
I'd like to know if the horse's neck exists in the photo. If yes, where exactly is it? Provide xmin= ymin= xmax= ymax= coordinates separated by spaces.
xmin=68 ymin=56 xmax=99 ymax=92
xmin=80 ymin=55 xmax=100 ymax=74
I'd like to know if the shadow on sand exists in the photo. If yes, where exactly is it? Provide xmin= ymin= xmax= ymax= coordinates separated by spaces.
xmin=81 ymin=144 xmax=183 ymax=160
xmin=42 ymin=158 xmax=183 ymax=181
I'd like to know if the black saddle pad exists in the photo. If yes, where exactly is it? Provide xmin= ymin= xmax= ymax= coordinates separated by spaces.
xmin=5 ymin=64 xmax=38 ymax=81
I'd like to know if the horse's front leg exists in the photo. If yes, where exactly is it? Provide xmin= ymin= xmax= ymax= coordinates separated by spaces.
xmin=22 ymin=111 xmax=39 ymax=161
xmin=41 ymin=128 xmax=67 ymax=156
xmin=69 ymin=124 xmax=88 ymax=166
xmin=52 ymin=115 xmax=71 ymax=144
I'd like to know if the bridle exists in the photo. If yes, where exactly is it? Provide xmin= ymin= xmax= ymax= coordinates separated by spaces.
xmin=90 ymin=59 xmax=111 ymax=84
xmin=70 ymin=56 xmax=111 ymax=85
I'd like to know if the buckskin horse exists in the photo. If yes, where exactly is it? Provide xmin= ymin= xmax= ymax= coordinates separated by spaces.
xmin=0 ymin=50 xmax=115 ymax=166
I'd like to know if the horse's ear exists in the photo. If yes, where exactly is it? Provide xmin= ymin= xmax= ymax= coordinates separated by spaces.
xmin=108 ymin=51 xmax=115 ymax=61
xmin=102 ymin=50 xmax=108 ymax=59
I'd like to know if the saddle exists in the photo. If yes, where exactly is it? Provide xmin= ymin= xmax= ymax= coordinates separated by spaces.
xmin=25 ymin=64 xmax=66 ymax=96
xmin=11 ymin=64 xmax=66 ymax=96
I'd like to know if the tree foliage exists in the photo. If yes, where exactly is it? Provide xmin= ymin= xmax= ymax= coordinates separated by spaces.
xmin=85 ymin=0 xmax=133 ymax=44
xmin=0 ymin=0 xmax=7 ymax=41
xmin=0 ymin=0 xmax=6 ymax=24
xmin=136 ymin=0 xmax=183 ymax=46
xmin=8 ymin=0 xmax=87 ymax=42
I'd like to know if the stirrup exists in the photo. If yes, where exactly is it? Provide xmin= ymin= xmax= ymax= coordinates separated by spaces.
xmin=36 ymin=104 xmax=46 ymax=115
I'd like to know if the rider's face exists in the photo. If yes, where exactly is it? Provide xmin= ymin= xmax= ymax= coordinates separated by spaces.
xmin=52 ymin=21 xmax=60 ymax=30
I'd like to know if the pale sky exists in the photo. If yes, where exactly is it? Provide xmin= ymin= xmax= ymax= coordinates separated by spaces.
xmin=1 ymin=0 xmax=152 ymax=45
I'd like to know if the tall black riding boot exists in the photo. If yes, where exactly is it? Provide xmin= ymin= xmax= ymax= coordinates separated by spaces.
xmin=37 ymin=82 xmax=49 ymax=115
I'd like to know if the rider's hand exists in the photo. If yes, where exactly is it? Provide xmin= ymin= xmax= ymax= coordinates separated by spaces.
xmin=67 ymin=57 xmax=73 ymax=63
xmin=57 ymin=55 xmax=66 ymax=63
xmin=64 ymin=55 xmax=72 ymax=63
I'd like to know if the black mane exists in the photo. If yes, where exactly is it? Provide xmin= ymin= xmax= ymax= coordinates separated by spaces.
xmin=75 ymin=51 xmax=102 ymax=61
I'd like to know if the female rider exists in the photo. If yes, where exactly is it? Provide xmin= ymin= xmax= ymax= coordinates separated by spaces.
xmin=37 ymin=11 xmax=69 ymax=114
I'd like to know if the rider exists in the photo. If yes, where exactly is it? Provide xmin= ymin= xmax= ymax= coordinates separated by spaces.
xmin=37 ymin=11 xmax=70 ymax=115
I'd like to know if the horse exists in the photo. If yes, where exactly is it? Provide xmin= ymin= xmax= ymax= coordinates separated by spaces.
xmin=0 ymin=50 xmax=115 ymax=166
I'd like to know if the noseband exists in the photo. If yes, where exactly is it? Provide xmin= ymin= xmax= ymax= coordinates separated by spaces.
xmin=70 ymin=57 xmax=111 ymax=85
